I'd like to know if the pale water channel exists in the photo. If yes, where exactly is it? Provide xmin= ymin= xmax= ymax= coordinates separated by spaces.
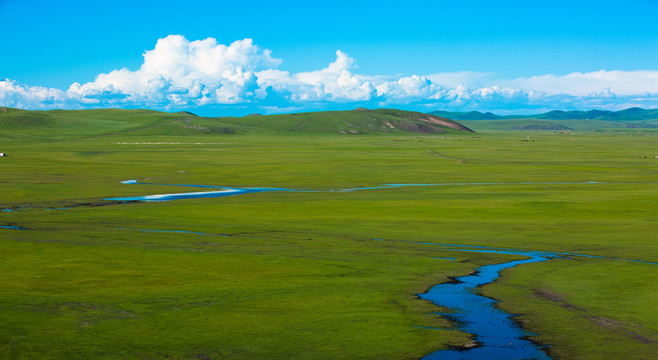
xmin=0 ymin=225 xmax=29 ymax=230
xmin=104 ymin=179 xmax=604 ymax=202
xmin=104 ymin=179 xmax=291 ymax=202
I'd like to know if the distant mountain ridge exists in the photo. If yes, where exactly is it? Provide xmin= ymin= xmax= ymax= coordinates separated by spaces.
xmin=430 ymin=107 xmax=658 ymax=121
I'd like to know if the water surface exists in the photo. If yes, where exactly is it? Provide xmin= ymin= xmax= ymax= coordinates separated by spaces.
xmin=0 ymin=225 xmax=29 ymax=230
xmin=419 ymin=255 xmax=552 ymax=360
xmin=106 ymin=180 xmax=289 ymax=202
xmin=106 ymin=179 xmax=605 ymax=202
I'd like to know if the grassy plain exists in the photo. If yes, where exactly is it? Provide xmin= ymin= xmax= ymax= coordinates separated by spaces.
xmin=1 ymin=112 xmax=657 ymax=359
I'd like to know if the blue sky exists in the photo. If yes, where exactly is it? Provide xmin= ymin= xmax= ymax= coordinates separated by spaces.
xmin=1 ymin=0 xmax=657 ymax=116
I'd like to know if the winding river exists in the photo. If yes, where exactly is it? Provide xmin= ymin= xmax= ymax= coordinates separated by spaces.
xmin=104 ymin=179 xmax=604 ymax=202
xmin=418 ymin=254 xmax=553 ymax=359
xmin=4 ymin=179 xmax=655 ymax=359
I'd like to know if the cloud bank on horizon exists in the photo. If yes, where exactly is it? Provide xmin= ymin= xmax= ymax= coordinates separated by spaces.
xmin=2 ymin=35 xmax=657 ymax=114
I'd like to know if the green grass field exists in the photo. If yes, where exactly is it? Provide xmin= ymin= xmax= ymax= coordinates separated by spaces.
xmin=1 ymin=109 xmax=657 ymax=359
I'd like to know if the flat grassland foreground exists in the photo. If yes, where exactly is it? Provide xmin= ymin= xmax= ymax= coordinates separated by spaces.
xmin=1 ymin=130 xmax=657 ymax=359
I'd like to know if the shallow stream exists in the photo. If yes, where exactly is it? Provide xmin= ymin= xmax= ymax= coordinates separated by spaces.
xmin=101 ymin=179 xmax=657 ymax=359
xmin=104 ymin=179 xmax=604 ymax=202
xmin=418 ymin=253 xmax=553 ymax=359
xmin=4 ymin=178 xmax=655 ymax=359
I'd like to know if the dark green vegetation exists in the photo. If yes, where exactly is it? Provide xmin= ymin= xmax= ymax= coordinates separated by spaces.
xmin=1 ymin=108 xmax=657 ymax=359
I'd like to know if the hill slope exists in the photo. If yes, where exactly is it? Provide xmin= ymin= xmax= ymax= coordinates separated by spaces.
xmin=220 ymin=108 xmax=473 ymax=135
xmin=0 ymin=107 xmax=473 ymax=140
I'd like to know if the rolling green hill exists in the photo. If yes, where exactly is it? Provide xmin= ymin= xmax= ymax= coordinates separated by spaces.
xmin=0 ymin=107 xmax=473 ymax=140
xmin=0 ymin=108 xmax=182 ymax=140
xmin=219 ymin=108 xmax=473 ymax=135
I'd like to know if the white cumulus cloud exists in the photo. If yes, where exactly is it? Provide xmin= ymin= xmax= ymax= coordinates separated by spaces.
xmin=0 ymin=79 xmax=68 ymax=109
xmin=375 ymin=75 xmax=439 ymax=100
xmin=257 ymin=50 xmax=376 ymax=102
xmin=1 ymin=35 xmax=657 ymax=113
xmin=67 ymin=35 xmax=281 ymax=106
xmin=501 ymin=70 xmax=658 ymax=96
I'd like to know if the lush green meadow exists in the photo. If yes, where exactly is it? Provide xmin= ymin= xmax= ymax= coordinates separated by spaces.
xmin=1 ymin=114 xmax=657 ymax=359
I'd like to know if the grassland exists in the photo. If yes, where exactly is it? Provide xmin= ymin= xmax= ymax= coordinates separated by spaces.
xmin=1 ymin=109 xmax=657 ymax=359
